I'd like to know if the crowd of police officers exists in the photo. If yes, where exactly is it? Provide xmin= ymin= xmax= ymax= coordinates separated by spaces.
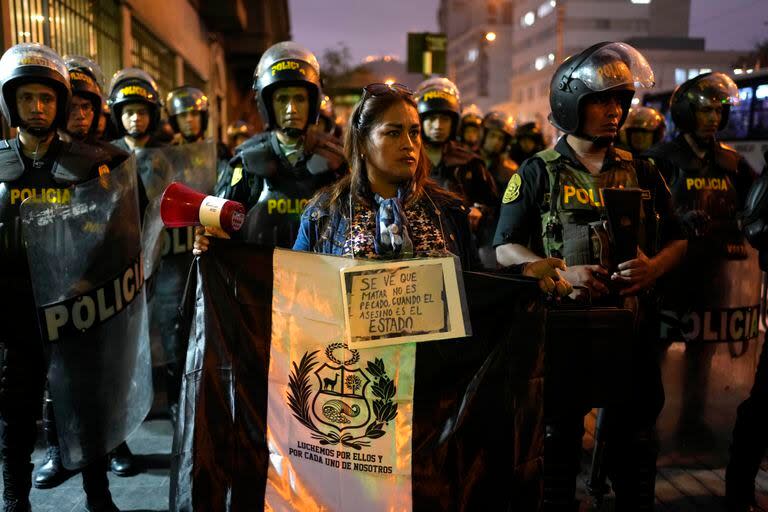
xmin=0 ymin=36 xmax=767 ymax=512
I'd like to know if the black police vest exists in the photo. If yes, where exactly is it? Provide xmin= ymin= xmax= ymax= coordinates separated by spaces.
xmin=236 ymin=133 xmax=337 ymax=248
xmin=651 ymin=140 xmax=741 ymax=225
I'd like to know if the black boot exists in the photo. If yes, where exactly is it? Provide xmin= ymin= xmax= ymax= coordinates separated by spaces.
xmin=34 ymin=391 xmax=73 ymax=488
xmin=2 ymin=462 xmax=32 ymax=512
xmin=108 ymin=442 xmax=135 ymax=476
xmin=82 ymin=462 xmax=120 ymax=512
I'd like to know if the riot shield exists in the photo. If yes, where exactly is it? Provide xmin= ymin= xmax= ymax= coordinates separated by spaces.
xmin=20 ymin=155 xmax=153 ymax=470
xmin=139 ymin=140 xmax=217 ymax=280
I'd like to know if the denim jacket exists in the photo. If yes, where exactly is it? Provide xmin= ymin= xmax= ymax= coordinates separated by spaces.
xmin=293 ymin=191 xmax=483 ymax=271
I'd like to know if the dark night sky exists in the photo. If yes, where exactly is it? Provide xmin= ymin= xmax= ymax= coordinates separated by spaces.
xmin=288 ymin=0 xmax=441 ymax=65
xmin=288 ymin=0 xmax=767 ymax=66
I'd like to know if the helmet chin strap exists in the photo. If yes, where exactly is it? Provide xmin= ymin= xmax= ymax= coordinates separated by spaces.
xmin=22 ymin=123 xmax=55 ymax=138
xmin=127 ymin=128 xmax=147 ymax=138
xmin=573 ymin=131 xmax=614 ymax=148
xmin=279 ymin=126 xmax=305 ymax=140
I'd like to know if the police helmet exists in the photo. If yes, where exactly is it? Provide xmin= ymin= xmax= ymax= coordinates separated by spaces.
xmin=548 ymin=41 xmax=654 ymax=135
xmin=64 ymin=55 xmax=103 ymax=135
xmin=227 ymin=120 xmax=252 ymax=139
xmin=415 ymin=77 xmax=461 ymax=139
xmin=516 ymin=122 xmax=545 ymax=145
xmin=107 ymin=67 xmax=161 ymax=136
xmin=483 ymin=111 xmax=516 ymax=139
xmin=0 ymin=43 xmax=71 ymax=129
xmin=621 ymin=106 xmax=666 ymax=144
xmin=253 ymin=41 xmax=321 ymax=131
xmin=460 ymin=104 xmax=483 ymax=128
xmin=166 ymin=85 xmax=209 ymax=134
xmin=670 ymin=72 xmax=739 ymax=133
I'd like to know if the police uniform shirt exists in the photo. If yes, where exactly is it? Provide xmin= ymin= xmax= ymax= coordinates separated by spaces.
xmin=493 ymin=136 xmax=683 ymax=256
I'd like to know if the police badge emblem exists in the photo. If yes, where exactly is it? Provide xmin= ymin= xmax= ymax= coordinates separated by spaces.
xmin=502 ymin=173 xmax=522 ymax=203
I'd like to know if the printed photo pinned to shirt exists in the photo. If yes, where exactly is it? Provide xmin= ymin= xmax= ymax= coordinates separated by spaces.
xmin=502 ymin=173 xmax=522 ymax=203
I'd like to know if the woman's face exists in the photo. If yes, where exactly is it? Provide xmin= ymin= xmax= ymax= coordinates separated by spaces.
xmin=363 ymin=101 xmax=421 ymax=185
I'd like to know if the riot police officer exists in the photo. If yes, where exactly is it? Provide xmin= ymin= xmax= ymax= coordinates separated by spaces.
xmin=104 ymin=67 xmax=169 ymax=477
xmin=0 ymin=43 xmax=122 ymax=512
xmin=618 ymin=106 xmax=666 ymax=157
xmin=480 ymin=110 xmax=519 ymax=195
xmin=32 ymin=54 xmax=131 ymax=491
xmin=166 ymin=85 xmax=209 ymax=144
xmin=642 ymin=72 xmax=756 ymax=510
xmin=226 ymin=120 xmax=252 ymax=154
xmin=414 ymin=77 xmax=497 ymax=266
xmin=494 ymin=42 xmax=687 ymax=511
xmin=209 ymin=41 xmax=345 ymax=248
xmin=108 ymin=68 xmax=165 ymax=152
xmin=415 ymin=78 xmax=496 ymax=230
xmin=509 ymin=121 xmax=547 ymax=164
xmin=457 ymin=103 xmax=483 ymax=152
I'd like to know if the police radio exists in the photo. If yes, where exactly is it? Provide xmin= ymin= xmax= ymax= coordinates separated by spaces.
xmin=160 ymin=182 xmax=246 ymax=233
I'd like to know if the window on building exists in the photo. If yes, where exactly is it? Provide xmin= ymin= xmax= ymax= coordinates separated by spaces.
xmin=752 ymin=85 xmax=768 ymax=137
xmin=184 ymin=61 xmax=206 ymax=92
xmin=131 ymin=19 xmax=176 ymax=97
xmin=502 ymin=1 xmax=513 ymax=24
xmin=675 ymin=68 xmax=687 ymax=85
xmin=537 ymin=0 xmax=556 ymax=18
xmin=594 ymin=19 xmax=610 ymax=29
xmin=722 ymin=86 xmax=752 ymax=139
xmin=9 ymin=0 xmax=122 ymax=85
xmin=487 ymin=1 xmax=497 ymax=24
xmin=520 ymin=11 xmax=535 ymax=27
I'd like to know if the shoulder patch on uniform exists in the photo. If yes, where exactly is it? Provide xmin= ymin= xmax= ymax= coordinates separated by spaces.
xmin=536 ymin=149 xmax=561 ymax=163
xmin=231 ymin=165 xmax=243 ymax=187
xmin=98 ymin=164 xmax=110 ymax=176
xmin=613 ymin=147 xmax=633 ymax=161
xmin=502 ymin=173 xmax=522 ymax=204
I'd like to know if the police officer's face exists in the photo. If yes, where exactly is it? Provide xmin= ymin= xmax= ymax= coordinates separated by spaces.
xmin=178 ymin=110 xmax=202 ymax=139
xmin=694 ymin=104 xmax=722 ymax=139
xmin=422 ymin=113 xmax=452 ymax=144
xmin=16 ymin=83 xmax=57 ymax=132
xmin=483 ymin=129 xmax=506 ymax=155
xmin=121 ymin=103 xmax=150 ymax=136
xmin=66 ymin=95 xmax=94 ymax=138
xmin=519 ymin=137 xmax=537 ymax=154
xmin=363 ymin=101 xmax=421 ymax=184
xmin=272 ymin=86 xmax=309 ymax=131
xmin=629 ymin=130 xmax=654 ymax=152
xmin=462 ymin=125 xmax=480 ymax=145
xmin=581 ymin=91 xmax=624 ymax=139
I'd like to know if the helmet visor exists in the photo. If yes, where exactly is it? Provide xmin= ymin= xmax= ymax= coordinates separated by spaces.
xmin=570 ymin=42 xmax=655 ymax=92
xmin=0 ymin=43 xmax=69 ymax=85
xmin=687 ymin=72 xmax=740 ymax=108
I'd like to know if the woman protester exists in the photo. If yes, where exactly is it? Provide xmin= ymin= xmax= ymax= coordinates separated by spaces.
xmin=291 ymin=82 xmax=570 ymax=293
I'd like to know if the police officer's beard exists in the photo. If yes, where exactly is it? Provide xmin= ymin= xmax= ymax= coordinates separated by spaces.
xmin=21 ymin=120 xmax=55 ymax=138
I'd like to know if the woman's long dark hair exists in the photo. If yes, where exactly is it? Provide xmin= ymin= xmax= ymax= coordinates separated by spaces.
xmin=315 ymin=88 xmax=457 ymax=217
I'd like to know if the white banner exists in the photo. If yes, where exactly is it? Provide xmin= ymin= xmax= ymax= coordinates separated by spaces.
xmin=265 ymin=249 xmax=416 ymax=511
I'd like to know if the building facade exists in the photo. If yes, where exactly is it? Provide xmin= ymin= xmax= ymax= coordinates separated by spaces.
xmin=440 ymin=0 xmax=748 ymax=144
xmin=0 ymin=0 xmax=290 ymax=142
xmin=439 ymin=0 xmax=516 ymax=112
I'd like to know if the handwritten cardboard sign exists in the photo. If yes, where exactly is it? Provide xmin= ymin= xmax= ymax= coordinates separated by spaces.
xmin=340 ymin=257 xmax=469 ymax=348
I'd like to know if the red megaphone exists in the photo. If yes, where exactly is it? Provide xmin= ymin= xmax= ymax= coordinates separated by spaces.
xmin=160 ymin=182 xmax=246 ymax=233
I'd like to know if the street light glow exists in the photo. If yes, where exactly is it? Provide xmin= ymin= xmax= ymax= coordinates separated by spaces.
xmin=485 ymin=32 xmax=497 ymax=42
xmin=384 ymin=78 xmax=396 ymax=86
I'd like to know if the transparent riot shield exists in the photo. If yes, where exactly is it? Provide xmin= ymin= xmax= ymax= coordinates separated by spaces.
xmin=20 ymin=155 xmax=153 ymax=470
xmin=138 ymin=140 xmax=217 ymax=280
xmin=658 ymin=247 xmax=764 ymax=461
